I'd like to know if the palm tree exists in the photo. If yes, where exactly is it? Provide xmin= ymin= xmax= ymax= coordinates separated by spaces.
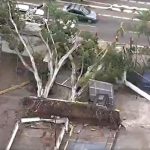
xmin=135 ymin=10 xmax=150 ymax=46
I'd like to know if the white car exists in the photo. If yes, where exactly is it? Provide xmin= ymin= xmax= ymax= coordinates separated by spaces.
xmin=63 ymin=3 xmax=97 ymax=23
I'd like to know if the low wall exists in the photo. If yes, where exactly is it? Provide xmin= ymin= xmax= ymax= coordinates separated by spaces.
xmin=123 ymin=71 xmax=150 ymax=101
xmin=125 ymin=80 xmax=150 ymax=101
xmin=21 ymin=97 xmax=121 ymax=129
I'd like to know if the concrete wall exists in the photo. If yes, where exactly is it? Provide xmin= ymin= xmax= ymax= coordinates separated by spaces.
xmin=21 ymin=97 xmax=121 ymax=129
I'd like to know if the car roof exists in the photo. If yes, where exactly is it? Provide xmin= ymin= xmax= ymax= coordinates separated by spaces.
xmin=67 ymin=3 xmax=84 ymax=11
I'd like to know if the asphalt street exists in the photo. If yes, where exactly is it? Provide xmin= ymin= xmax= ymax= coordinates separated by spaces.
xmin=57 ymin=0 xmax=150 ymax=46
xmin=18 ymin=0 xmax=150 ymax=46
xmin=78 ymin=18 xmax=148 ymax=45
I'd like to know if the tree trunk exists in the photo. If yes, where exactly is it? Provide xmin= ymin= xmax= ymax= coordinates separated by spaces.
xmin=70 ymin=85 xmax=77 ymax=101
xmin=43 ymin=43 xmax=80 ymax=98
xmin=69 ymin=55 xmax=77 ymax=102
xmin=8 ymin=3 xmax=43 ymax=97
xmin=43 ymin=68 xmax=59 ymax=98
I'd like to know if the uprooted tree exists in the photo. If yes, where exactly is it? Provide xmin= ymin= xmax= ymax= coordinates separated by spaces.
xmin=0 ymin=1 xmax=81 ymax=98
xmin=1 ymin=1 xmax=133 ymax=101
xmin=1 ymin=1 xmax=108 ymax=99
xmin=68 ymin=31 xmax=109 ymax=101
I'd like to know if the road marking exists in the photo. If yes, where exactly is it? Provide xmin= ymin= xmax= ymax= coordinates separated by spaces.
xmin=57 ymin=0 xmax=110 ymax=9
xmin=120 ymin=0 xmax=150 ymax=5
xmin=138 ymin=2 xmax=145 ymax=4
xmin=79 ymin=24 xmax=96 ymax=28
xmin=82 ymin=0 xmax=111 ymax=6
xmin=128 ymin=31 xmax=139 ymax=34
xmin=98 ymin=13 xmax=140 ymax=21
xmin=59 ymin=6 xmax=140 ymax=22
xmin=130 ymin=0 xmax=136 ymax=3
xmin=57 ymin=0 xmax=148 ymax=15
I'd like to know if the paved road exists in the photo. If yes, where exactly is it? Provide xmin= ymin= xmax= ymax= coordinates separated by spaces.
xmin=86 ymin=0 xmax=150 ymax=4
xmin=58 ymin=0 xmax=150 ymax=46
xmin=18 ymin=0 xmax=150 ymax=45
xmin=79 ymin=19 xmax=148 ymax=45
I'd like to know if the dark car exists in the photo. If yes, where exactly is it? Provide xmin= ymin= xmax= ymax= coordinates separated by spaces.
xmin=63 ymin=3 xmax=97 ymax=23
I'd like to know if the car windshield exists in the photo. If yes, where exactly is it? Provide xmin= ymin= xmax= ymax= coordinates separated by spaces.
xmin=80 ymin=6 xmax=90 ymax=15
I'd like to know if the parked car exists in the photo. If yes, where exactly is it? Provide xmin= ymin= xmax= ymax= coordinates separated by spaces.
xmin=63 ymin=3 xmax=97 ymax=23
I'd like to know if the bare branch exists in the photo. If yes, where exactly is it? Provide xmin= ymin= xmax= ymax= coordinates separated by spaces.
xmin=15 ymin=50 xmax=33 ymax=72
xmin=77 ymin=49 xmax=108 ymax=97
xmin=44 ymin=20 xmax=58 ymax=65
xmin=58 ymin=42 xmax=80 ymax=67
xmin=61 ymin=77 xmax=70 ymax=85
xmin=8 ymin=2 xmax=43 ymax=97
xmin=43 ymin=42 xmax=80 ymax=98
xmin=39 ymin=32 xmax=53 ymax=77
xmin=69 ymin=54 xmax=77 ymax=101
xmin=77 ymin=55 xmax=84 ymax=83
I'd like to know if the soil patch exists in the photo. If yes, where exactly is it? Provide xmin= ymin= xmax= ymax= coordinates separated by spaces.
xmin=0 ymin=53 xmax=29 ymax=90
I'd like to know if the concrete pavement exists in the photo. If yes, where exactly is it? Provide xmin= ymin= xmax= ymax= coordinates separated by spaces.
xmin=115 ymin=87 xmax=150 ymax=150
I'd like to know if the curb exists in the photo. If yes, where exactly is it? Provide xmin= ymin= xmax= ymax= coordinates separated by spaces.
xmin=0 ymin=81 xmax=30 ymax=95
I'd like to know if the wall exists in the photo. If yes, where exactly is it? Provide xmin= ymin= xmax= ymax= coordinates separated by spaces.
xmin=21 ymin=97 xmax=121 ymax=129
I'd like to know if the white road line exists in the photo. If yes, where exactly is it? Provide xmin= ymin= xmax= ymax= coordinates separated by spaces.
xmin=128 ymin=31 xmax=139 ymax=34
xmin=98 ymin=13 xmax=140 ymax=21
xmin=59 ymin=5 xmax=139 ymax=22
xmin=120 ymin=0 xmax=150 ymax=5
xmin=138 ymin=2 xmax=145 ymax=4
xmin=58 ymin=0 xmax=149 ymax=15
xmin=57 ymin=0 xmax=110 ymax=9
xmin=130 ymin=0 xmax=136 ymax=3
xmin=83 ymin=0 xmax=111 ymax=6
xmin=79 ymin=24 xmax=96 ymax=28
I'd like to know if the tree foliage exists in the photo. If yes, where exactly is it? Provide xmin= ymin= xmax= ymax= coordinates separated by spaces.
xmin=95 ymin=44 xmax=134 ymax=83
xmin=41 ymin=3 xmax=78 ymax=59
xmin=0 ymin=0 xmax=25 ymax=51
xmin=134 ymin=10 xmax=150 ymax=45
xmin=0 ymin=0 xmax=136 ymax=100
